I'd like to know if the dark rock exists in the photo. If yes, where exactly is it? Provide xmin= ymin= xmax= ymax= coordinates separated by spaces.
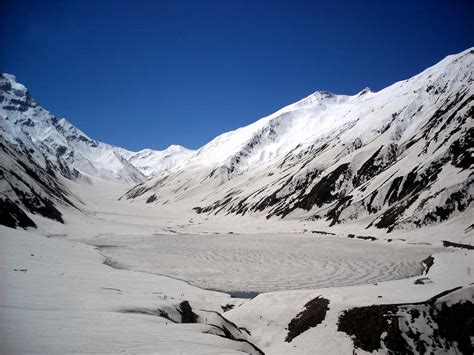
xmin=146 ymin=194 xmax=157 ymax=203
xmin=286 ymin=296 xmax=330 ymax=342
xmin=177 ymin=301 xmax=198 ymax=323
xmin=422 ymin=255 xmax=434 ymax=274
xmin=0 ymin=197 xmax=36 ymax=229
xmin=221 ymin=304 xmax=235 ymax=312
xmin=442 ymin=240 xmax=474 ymax=250
xmin=338 ymin=286 xmax=473 ymax=354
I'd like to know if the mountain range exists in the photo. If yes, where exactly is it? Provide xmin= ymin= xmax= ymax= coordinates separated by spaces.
xmin=1 ymin=48 xmax=473 ymax=234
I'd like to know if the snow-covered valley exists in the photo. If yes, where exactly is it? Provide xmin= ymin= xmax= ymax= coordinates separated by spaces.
xmin=1 ymin=48 xmax=473 ymax=354
xmin=1 ymin=173 xmax=472 ymax=354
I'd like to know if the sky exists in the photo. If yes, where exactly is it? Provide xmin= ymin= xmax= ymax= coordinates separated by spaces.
xmin=1 ymin=0 xmax=473 ymax=151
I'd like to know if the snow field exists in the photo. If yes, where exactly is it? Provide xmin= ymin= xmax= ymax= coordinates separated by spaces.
xmin=88 ymin=232 xmax=442 ymax=293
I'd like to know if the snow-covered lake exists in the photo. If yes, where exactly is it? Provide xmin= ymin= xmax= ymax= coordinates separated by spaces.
xmin=89 ymin=233 xmax=440 ymax=293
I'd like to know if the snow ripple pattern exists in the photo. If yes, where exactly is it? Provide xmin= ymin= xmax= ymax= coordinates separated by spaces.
xmin=91 ymin=233 xmax=439 ymax=293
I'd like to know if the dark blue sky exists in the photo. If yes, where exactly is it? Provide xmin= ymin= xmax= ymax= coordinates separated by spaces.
xmin=1 ymin=0 xmax=473 ymax=151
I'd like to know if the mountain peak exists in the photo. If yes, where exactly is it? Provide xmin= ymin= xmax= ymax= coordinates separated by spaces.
xmin=165 ymin=144 xmax=191 ymax=153
xmin=357 ymin=87 xmax=373 ymax=96
xmin=1 ymin=73 xmax=28 ymax=97
xmin=442 ymin=46 xmax=474 ymax=64
xmin=309 ymin=90 xmax=336 ymax=100
xmin=2 ymin=73 xmax=17 ymax=82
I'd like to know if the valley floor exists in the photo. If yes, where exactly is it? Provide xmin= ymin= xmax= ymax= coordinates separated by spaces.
xmin=1 ymin=177 xmax=473 ymax=354
xmin=85 ymin=232 xmax=440 ymax=293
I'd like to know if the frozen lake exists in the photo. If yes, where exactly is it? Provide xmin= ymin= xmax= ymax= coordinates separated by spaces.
xmin=90 ymin=233 xmax=441 ymax=293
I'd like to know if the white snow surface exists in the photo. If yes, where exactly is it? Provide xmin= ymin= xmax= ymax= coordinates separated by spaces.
xmin=128 ymin=145 xmax=195 ymax=177
xmin=0 ymin=225 xmax=256 ymax=354
xmin=0 ymin=177 xmax=472 ymax=354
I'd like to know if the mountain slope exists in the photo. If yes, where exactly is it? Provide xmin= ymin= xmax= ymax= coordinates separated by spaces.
xmin=0 ymin=136 xmax=78 ymax=228
xmin=124 ymin=48 xmax=473 ymax=234
xmin=0 ymin=74 xmax=146 ymax=184
xmin=0 ymin=73 xmax=194 ymax=227
xmin=1 ymin=48 xmax=472 ymax=233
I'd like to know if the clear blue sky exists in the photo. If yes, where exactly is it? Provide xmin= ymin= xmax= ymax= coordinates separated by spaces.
xmin=1 ymin=0 xmax=473 ymax=151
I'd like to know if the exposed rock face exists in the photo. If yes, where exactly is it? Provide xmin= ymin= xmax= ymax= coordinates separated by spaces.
xmin=338 ymin=286 xmax=474 ymax=354
xmin=285 ymin=296 xmax=330 ymax=343
xmin=0 ymin=196 xmax=37 ymax=229
xmin=0 ymin=137 xmax=76 ymax=227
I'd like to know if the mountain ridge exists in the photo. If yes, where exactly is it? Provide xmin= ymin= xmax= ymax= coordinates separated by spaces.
xmin=123 ymin=47 xmax=473 ymax=234
xmin=0 ymin=73 xmax=193 ymax=226
xmin=0 ymin=73 xmax=195 ymax=182
xmin=1 ymin=48 xmax=473 ymax=234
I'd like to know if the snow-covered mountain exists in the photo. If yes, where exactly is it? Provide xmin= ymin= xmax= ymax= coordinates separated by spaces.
xmin=124 ymin=48 xmax=473 ymax=233
xmin=0 ymin=73 xmax=193 ymax=226
xmin=1 ymin=48 xmax=472 ymax=232
xmin=127 ymin=145 xmax=195 ymax=177
xmin=0 ymin=74 xmax=145 ymax=184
